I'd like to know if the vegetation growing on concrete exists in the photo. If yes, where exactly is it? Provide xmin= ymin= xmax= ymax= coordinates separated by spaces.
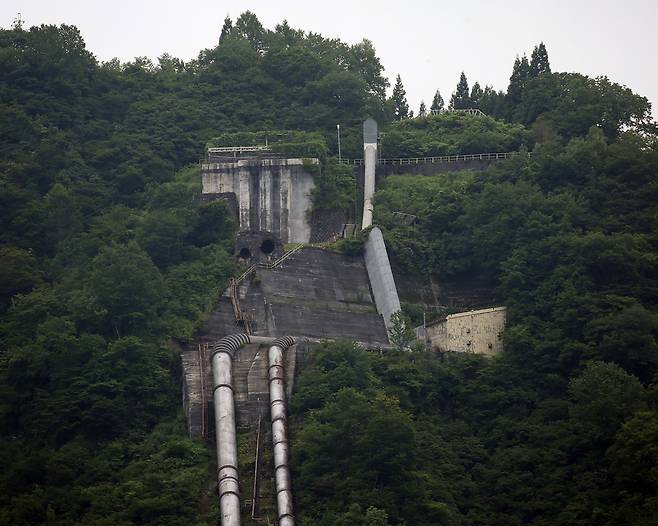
xmin=207 ymin=130 xmax=327 ymax=158
xmin=333 ymin=234 xmax=366 ymax=257
xmin=305 ymin=157 xmax=357 ymax=213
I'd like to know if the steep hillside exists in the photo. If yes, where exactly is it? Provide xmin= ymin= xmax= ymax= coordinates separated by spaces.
xmin=290 ymin=127 xmax=658 ymax=524
xmin=1 ymin=11 xmax=657 ymax=526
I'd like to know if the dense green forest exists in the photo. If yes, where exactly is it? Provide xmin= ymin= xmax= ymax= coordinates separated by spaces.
xmin=1 ymin=11 xmax=657 ymax=526
xmin=294 ymin=130 xmax=658 ymax=524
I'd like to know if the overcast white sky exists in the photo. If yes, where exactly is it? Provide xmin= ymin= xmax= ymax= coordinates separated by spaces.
xmin=2 ymin=0 xmax=657 ymax=117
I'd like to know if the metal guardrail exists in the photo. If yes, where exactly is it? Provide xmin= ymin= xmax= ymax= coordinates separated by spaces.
xmin=339 ymin=151 xmax=523 ymax=166
xmin=268 ymin=243 xmax=305 ymax=268
xmin=234 ymin=264 xmax=258 ymax=285
xmin=208 ymin=145 xmax=272 ymax=153
xmin=233 ymin=243 xmax=304 ymax=286
xmin=428 ymin=108 xmax=485 ymax=116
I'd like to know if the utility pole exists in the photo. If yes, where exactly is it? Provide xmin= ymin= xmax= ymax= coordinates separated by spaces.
xmin=336 ymin=124 xmax=341 ymax=163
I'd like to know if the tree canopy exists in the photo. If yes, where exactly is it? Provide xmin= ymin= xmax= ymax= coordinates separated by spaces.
xmin=1 ymin=15 xmax=657 ymax=526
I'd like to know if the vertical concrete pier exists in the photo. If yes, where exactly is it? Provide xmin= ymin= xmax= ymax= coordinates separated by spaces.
xmin=361 ymin=118 xmax=377 ymax=229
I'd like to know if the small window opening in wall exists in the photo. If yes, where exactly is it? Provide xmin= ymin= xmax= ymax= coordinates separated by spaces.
xmin=466 ymin=340 xmax=472 ymax=346
xmin=466 ymin=328 xmax=471 ymax=334
xmin=260 ymin=239 xmax=275 ymax=254
xmin=488 ymin=343 xmax=493 ymax=349
xmin=239 ymin=247 xmax=251 ymax=259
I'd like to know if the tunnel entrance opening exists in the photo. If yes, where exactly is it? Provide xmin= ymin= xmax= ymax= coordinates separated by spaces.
xmin=239 ymin=247 xmax=251 ymax=259
xmin=260 ymin=239 xmax=275 ymax=254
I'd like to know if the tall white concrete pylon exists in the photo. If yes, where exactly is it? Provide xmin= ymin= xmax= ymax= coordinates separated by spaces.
xmin=361 ymin=118 xmax=377 ymax=229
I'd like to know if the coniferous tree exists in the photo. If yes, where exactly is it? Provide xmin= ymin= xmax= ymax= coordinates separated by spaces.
xmin=507 ymin=56 xmax=522 ymax=102
xmin=470 ymin=82 xmax=483 ymax=108
xmin=479 ymin=85 xmax=505 ymax=116
xmin=391 ymin=74 xmax=410 ymax=120
xmin=430 ymin=89 xmax=444 ymax=113
xmin=219 ymin=16 xmax=232 ymax=42
xmin=530 ymin=42 xmax=551 ymax=77
xmin=418 ymin=100 xmax=427 ymax=117
xmin=450 ymin=71 xmax=471 ymax=109
xmin=519 ymin=54 xmax=530 ymax=79
xmin=507 ymin=54 xmax=530 ymax=104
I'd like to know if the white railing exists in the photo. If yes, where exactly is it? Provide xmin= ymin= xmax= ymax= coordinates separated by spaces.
xmin=339 ymin=151 xmax=525 ymax=166
xmin=233 ymin=243 xmax=305 ymax=286
xmin=428 ymin=108 xmax=486 ymax=116
xmin=208 ymin=145 xmax=272 ymax=154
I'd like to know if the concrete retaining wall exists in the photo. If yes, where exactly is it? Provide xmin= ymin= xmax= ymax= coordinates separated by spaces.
xmin=309 ymin=208 xmax=347 ymax=243
xmin=202 ymin=158 xmax=318 ymax=243
xmin=180 ymin=247 xmax=389 ymax=437
xmin=244 ymin=248 xmax=389 ymax=345
xmin=364 ymin=227 xmax=401 ymax=332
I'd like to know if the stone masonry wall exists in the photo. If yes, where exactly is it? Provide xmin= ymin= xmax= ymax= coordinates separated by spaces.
xmin=425 ymin=306 xmax=506 ymax=356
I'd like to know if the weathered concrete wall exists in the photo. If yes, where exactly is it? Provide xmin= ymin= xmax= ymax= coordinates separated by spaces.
xmin=201 ymin=158 xmax=318 ymax=243
xmin=425 ymin=306 xmax=507 ymax=356
xmin=243 ymin=248 xmax=389 ymax=345
xmin=309 ymin=208 xmax=347 ymax=243
xmin=364 ymin=227 xmax=401 ymax=331
xmin=235 ymin=230 xmax=283 ymax=264
xmin=181 ymin=247 xmax=389 ymax=438
xmin=394 ymin=268 xmax=500 ymax=311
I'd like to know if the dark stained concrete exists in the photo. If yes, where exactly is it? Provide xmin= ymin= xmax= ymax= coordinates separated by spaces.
xmin=181 ymin=247 xmax=388 ymax=440
xmin=241 ymin=248 xmax=388 ymax=345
